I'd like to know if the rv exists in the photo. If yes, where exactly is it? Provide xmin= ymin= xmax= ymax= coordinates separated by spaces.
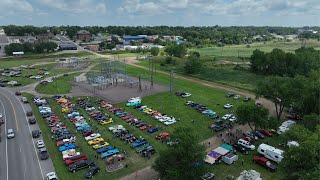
xmin=257 ymin=144 xmax=284 ymax=163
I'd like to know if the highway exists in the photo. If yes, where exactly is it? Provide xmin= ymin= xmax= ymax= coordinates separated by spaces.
xmin=0 ymin=87 xmax=55 ymax=180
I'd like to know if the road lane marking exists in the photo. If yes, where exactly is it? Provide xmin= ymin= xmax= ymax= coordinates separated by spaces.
xmin=0 ymin=99 xmax=9 ymax=180
xmin=0 ymin=92 xmax=19 ymax=131
xmin=0 ymin=88 xmax=45 ymax=180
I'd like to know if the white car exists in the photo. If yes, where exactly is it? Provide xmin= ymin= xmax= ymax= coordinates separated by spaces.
xmin=224 ymin=103 xmax=233 ymax=109
xmin=234 ymin=95 xmax=240 ymax=100
xmin=34 ymin=75 xmax=43 ymax=79
xmin=154 ymin=115 xmax=163 ymax=120
xmin=62 ymin=152 xmax=80 ymax=160
xmin=0 ymin=113 xmax=2 ymax=118
xmin=108 ymin=125 xmax=124 ymax=131
xmin=164 ymin=119 xmax=177 ymax=125
xmin=128 ymin=97 xmax=141 ymax=102
xmin=229 ymin=116 xmax=237 ymax=122
xmin=7 ymin=129 xmax=15 ymax=139
xmin=84 ymin=133 xmax=101 ymax=141
xmin=46 ymin=172 xmax=58 ymax=180
xmin=36 ymin=140 xmax=45 ymax=148
xmin=158 ymin=116 xmax=171 ymax=122
xmin=85 ymin=107 xmax=95 ymax=111
xmin=222 ymin=114 xmax=233 ymax=120
xmin=44 ymin=72 xmax=50 ymax=75
xmin=182 ymin=93 xmax=192 ymax=98
xmin=7 ymin=81 xmax=17 ymax=85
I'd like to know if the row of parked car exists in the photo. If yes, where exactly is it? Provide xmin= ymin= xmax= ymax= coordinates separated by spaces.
xmin=126 ymin=97 xmax=177 ymax=126
xmin=48 ymin=96 xmax=100 ymax=178
xmin=108 ymin=125 xmax=156 ymax=157
xmin=185 ymin=101 xmax=219 ymax=119
xmin=74 ymin=98 xmax=125 ymax=160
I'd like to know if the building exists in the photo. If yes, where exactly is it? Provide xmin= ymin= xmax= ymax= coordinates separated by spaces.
xmin=76 ymin=30 xmax=92 ymax=42
xmin=122 ymin=36 xmax=145 ymax=41
xmin=12 ymin=51 xmax=24 ymax=56
xmin=85 ymin=44 xmax=99 ymax=52
xmin=59 ymin=44 xmax=77 ymax=50
xmin=0 ymin=29 xmax=9 ymax=56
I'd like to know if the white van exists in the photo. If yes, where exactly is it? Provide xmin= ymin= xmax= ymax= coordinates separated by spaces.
xmin=257 ymin=143 xmax=284 ymax=163
xmin=237 ymin=139 xmax=255 ymax=150
xmin=277 ymin=120 xmax=296 ymax=134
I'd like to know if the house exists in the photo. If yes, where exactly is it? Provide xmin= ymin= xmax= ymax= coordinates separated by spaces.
xmin=59 ymin=44 xmax=77 ymax=50
xmin=147 ymin=35 xmax=159 ymax=41
xmin=76 ymin=30 xmax=92 ymax=42
xmin=85 ymin=44 xmax=99 ymax=52
xmin=163 ymin=36 xmax=171 ymax=40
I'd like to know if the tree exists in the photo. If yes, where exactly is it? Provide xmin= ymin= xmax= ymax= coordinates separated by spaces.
xmin=299 ymin=114 xmax=320 ymax=132
xmin=236 ymin=104 xmax=269 ymax=130
xmin=153 ymin=127 xmax=206 ymax=179
xmin=184 ymin=56 xmax=203 ymax=74
xmin=165 ymin=43 xmax=187 ymax=58
xmin=150 ymin=47 xmax=159 ymax=56
xmin=281 ymin=125 xmax=320 ymax=180
xmin=256 ymin=76 xmax=303 ymax=121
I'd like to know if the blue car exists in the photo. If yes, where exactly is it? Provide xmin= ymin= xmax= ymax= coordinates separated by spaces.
xmin=101 ymin=149 xmax=120 ymax=158
xmin=97 ymin=146 xmax=115 ymax=153
xmin=147 ymin=128 xmax=158 ymax=134
xmin=131 ymin=140 xmax=147 ymax=148
xmin=59 ymin=143 xmax=77 ymax=152
xmin=77 ymin=124 xmax=91 ymax=131
xmin=75 ymin=122 xmax=88 ymax=127
xmin=79 ymin=127 xmax=93 ymax=134
xmin=115 ymin=111 xmax=127 ymax=116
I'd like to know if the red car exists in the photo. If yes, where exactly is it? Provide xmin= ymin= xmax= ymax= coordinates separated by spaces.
xmin=253 ymin=156 xmax=277 ymax=171
xmin=242 ymin=136 xmax=254 ymax=143
xmin=65 ymin=155 xmax=88 ymax=165
xmin=83 ymin=130 xmax=93 ymax=137
xmin=259 ymin=129 xmax=273 ymax=137
xmin=140 ymin=125 xmax=152 ymax=131
xmin=156 ymin=132 xmax=170 ymax=140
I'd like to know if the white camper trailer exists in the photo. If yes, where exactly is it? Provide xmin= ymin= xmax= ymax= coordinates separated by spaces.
xmin=257 ymin=144 xmax=284 ymax=163
xmin=277 ymin=120 xmax=296 ymax=134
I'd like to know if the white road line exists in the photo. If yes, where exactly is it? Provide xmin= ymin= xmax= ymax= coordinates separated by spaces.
xmin=0 ymin=99 xmax=9 ymax=180
xmin=0 ymin=88 xmax=45 ymax=180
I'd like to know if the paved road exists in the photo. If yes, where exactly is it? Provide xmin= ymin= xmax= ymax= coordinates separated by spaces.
xmin=0 ymin=87 xmax=55 ymax=180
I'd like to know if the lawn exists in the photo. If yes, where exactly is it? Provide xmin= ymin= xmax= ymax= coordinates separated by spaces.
xmin=35 ymin=73 xmax=81 ymax=94
xmin=192 ymin=39 xmax=320 ymax=61
xmin=0 ymin=57 xmax=56 ymax=69
xmin=1 ymin=63 xmax=77 ymax=86
xmin=99 ymin=51 xmax=150 ymax=58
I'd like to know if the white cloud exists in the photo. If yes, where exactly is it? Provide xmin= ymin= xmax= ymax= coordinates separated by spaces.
xmin=39 ymin=0 xmax=107 ymax=14
xmin=0 ymin=0 xmax=33 ymax=14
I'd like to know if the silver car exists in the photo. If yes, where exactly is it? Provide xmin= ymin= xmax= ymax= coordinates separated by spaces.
xmin=7 ymin=129 xmax=15 ymax=139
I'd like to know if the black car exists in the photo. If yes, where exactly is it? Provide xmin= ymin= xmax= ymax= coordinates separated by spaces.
xmin=39 ymin=148 xmax=49 ymax=160
xmin=226 ymin=93 xmax=234 ymax=98
xmin=69 ymin=160 xmax=95 ymax=173
xmin=32 ymin=130 xmax=41 ymax=138
xmin=29 ymin=118 xmax=36 ymax=124
xmin=85 ymin=166 xmax=100 ymax=179
xmin=26 ymin=111 xmax=33 ymax=116
xmin=233 ymin=144 xmax=249 ymax=155
xmin=214 ymin=119 xmax=224 ymax=126
xmin=142 ymin=147 xmax=156 ymax=157
xmin=0 ymin=84 xmax=6 ymax=87
xmin=213 ymin=125 xmax=224 ymax=132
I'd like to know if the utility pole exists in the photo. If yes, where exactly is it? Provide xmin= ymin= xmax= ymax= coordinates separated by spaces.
xmin=138 ymin=75 xmax=142 ymax=92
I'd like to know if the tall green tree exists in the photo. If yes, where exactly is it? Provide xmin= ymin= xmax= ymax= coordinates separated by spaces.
xmin=153 ymin=127 xmax=206 ymax=180
xmin=150 ymin=47 xmax=160 ymax=56
xmin=281 ymin=125 xmax=320 ymax=180
xmin=236 ymin=104 xmax=269 ymax=130
xmin=256 ymin=76 xmax=303 ymax=120
xmin=184 ymin=56 xmax=203 ymax=74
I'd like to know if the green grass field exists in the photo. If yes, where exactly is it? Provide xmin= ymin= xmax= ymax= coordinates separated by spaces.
xmin=35 ymin=73 xmax=81 ymax=94
xmin=192 ymin=40 xmax=320 ymax=61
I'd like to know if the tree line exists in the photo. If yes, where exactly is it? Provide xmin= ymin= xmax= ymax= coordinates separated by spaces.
xmin=2 ymin=25 xmax=319 ymax=46
xmin=4 ymin=42 xmax=58 ymax=55
xmin=250 ymin=47 xmax=320 ymax=77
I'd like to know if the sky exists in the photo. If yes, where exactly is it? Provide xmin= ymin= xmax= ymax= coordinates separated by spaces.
xmin=0 ymin=0 xmax=319 ymax=27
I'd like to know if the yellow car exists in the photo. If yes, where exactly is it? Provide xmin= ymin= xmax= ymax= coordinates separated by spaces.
xmin=93 ymin=142 xmax=109 ymax=149
xmin=61 ymin=107 xmax=69 ymax=113
xmin=88 ymin=138 xmax=104 ymax=145
xmin=57 ymin=98 xmax=67 ymax=103
xmin=143 ymin=108 xmax=152 ymax=114
xmin=99 ymin=118 xmax=113 ymax=125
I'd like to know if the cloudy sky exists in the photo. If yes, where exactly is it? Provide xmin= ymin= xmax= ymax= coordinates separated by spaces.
xmin=0 ymin=0 xmax=319 ymax=26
